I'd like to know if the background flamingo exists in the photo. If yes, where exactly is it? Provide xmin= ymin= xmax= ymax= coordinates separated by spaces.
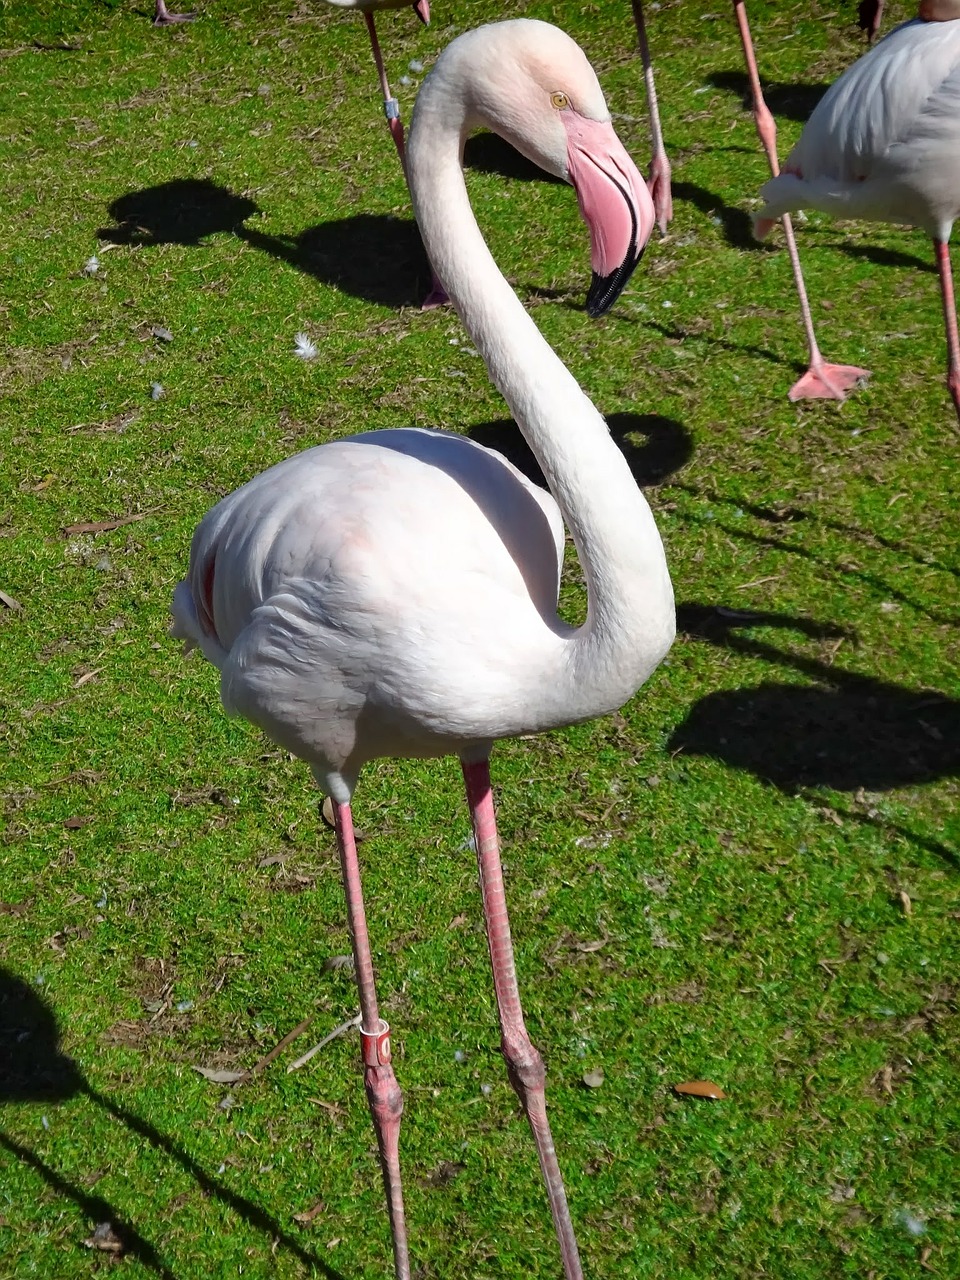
xmin=171 ymin=19 xmax=672 ymax=1280
xmin=630 ymin=0 xmax=870 ymax=401
xmin=755 ymin=7 xmax=960 ymax=427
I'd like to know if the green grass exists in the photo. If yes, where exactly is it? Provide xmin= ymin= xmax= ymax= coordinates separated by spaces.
xmin=1 ymin=0 xmax=957 ymax=1276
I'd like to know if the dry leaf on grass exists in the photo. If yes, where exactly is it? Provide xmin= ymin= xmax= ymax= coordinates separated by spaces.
xmin=192 ymin=1066 xmax=246 ymax=1084
xmin=62 ymin=509 xmax=157 ymax=536
xmin=293 ymin=1201 xmax=326 ymax=1225
xmin=673 ymin=1080 xmax=725 ymax=1100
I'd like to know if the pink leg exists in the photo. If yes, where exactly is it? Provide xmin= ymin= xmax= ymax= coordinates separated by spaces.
xmin=858 ymin=0 xmax=885 ymax=42
xmin=462 ymin=760 xmax=584 ymax=1280
xmin=363 ymin=13 xmax=448 ymax=310
xmin=630 ymin=1 xmax=672 ymax=235
xmin=332 ymin=799 xmax=410 ymax=1280
xmin=733 ymin=1 xmax=869 ymax=401
xmin=934 ymin=238 xmax=960 ymax=430
xmin=153 ymin=0 xmax=196 ymax=24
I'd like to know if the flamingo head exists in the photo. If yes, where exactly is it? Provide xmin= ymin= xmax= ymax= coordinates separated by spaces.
xmin=412 ymin=0 xmax=429 ymax=25
xmin=434 ymin=20 xmax=655 ymax=316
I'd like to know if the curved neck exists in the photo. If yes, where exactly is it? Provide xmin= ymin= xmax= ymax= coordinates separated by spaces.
xmin=407 ymin=79 xmax=674 ymax=719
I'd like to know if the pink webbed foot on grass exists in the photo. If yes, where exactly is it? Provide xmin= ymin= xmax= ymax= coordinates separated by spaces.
xmin=788 ymin=361 xmax=871 ymax=402
xmin=154 ymin=1 xmax=196 ymax=23
xmin=421 ymin=274 xmax=450 ymax=309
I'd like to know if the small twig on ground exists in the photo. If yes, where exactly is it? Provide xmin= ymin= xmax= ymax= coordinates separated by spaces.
xmin=235 ymin=1016 xmax=314 ymax=1083
xmin=287 ymin=1015 xmax=361 ymax=1073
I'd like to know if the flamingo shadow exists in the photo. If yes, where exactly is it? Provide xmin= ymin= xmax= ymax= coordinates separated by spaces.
xmin=98 ymin=179 xmax=259 ymax=245
xmin=670 ymin=488 xmax=959 ymax=628
xmin=669 ymin=604 xmax=960 ymax=865
xmin=98 ymin=178 xmax=432 ymax=309
xmin=671 ymin=180 xmax=764 ymax=252
xmin=464 ymin=131 xmax=564 ymax=184
xmin=243 ymin=215 xmax=431 ymax=309
xmin=704 ymin=70 xmax=831 ymax=123
xmin=0 ymin=967 xmax=346 ymax=1278
xmin=833 ymin=242 xmax=936 ymax=274
xmin=466 ymin=412 xmax=693 ymax=489
xmin=670 ymin=482 xmax=960 ymax=586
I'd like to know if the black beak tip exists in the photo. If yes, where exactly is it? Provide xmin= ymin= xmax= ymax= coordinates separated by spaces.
xmin=585 ymin=247 xmax=644 ymax=318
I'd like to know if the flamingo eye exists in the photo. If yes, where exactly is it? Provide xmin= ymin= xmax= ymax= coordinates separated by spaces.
xmin=550 ymin=91 xmax=569 ymax=110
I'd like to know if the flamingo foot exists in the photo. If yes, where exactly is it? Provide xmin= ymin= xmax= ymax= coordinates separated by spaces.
xmin=421 ymin=276 xmax=450 ymax=310
xmin=788 ymin=361 xmax=870 ymax=402
xmin=647 ymin=154 xmax=673 ymax=237
xmin=154 ymin=2 xmax=196 ymax=23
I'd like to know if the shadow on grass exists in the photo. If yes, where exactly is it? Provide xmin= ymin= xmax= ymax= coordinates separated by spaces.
xmin=644 ymin=317 xmax=800 ymax=375
xmin=832 ymin=241 xmax=936 ymax=275
xmin=464 ymin=131 xmax=565 ymax=184
xmin=99 ymin=180 xmax=259 ymax=246
xmin=669 ymin=482 xmax=960 ymax=625
xmin=672 ymin=483 xmax=960 ymax=584
xmin=0 ymin=968 xmax=347 ymax=1279
xmin=669 ymin=604 xmax=960 ymax=866
xmin=98 ymin=178 xmax=432 ymax=309
xmin=671 ymin=180 xmax=763 ymax=252
xmin=466 ymin=412 xmax=693 ymax=489
xmin=243 ymin=215 xmax=431 ymax=309
xmin=704 ymin=70 xmax=831 ymax=123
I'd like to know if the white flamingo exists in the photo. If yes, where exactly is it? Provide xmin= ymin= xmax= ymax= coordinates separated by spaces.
xmin=630 ymin=0 xmax=870 ymax=400
xmin=755 ymin=4 xmax=960 ymax=428
xmin=172 ymin=19 xmax=673 ymax=1280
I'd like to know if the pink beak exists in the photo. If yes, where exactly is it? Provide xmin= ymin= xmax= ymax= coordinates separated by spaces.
xmin=561 ymin=113 xmax=655 ymax=316
xmin=412 ymin=0 xmax=430 ymax=25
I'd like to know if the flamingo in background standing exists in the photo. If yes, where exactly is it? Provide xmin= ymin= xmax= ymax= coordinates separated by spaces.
xmin=172 ymin=19 xmax=672 ymax=1280
xmin=755 ymin=4 xmax=960 ymax=427
xmin=323 ymin=0 xmax=448 ymax=307
xmin=630 ymin=0 xmax=870 ymax=401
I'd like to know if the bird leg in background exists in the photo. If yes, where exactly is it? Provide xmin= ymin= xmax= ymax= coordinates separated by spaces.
xmin=934 ymin=239 xmax=960 ymax=430
xmin=332 ymin=799 xmax=411 ymax=1280
xmin=733 ymin=0 xmax=870 ymax=401
xmin=363 ymin=12 xmax=449 ymax=310
xmin=858 ymin=0 xmax=885 ymax=42
xmin=462 ymin=760 xmax=584 ymax=1280
xmin=630 ymin=1 xmax=672 ymax=235
xmin=154 ymin=0 xmax=196 ymax=24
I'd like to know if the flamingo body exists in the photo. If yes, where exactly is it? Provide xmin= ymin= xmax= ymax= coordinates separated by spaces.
xmin=758 ymin=19 xmax=960 ymax=239
xmin=173 ymin=427 xmax=569 ymax=798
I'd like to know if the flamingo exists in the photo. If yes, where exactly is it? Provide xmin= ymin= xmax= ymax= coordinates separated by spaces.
xmin=171 ymin=18 xmax=673 ymax=1280
xmin=754 ymin=5 xmax=960 ymax=428
xmin=322 ymin=0 xmax=449 ymax=307
xmin=630 ymin=0 xmax=870 ymax=401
